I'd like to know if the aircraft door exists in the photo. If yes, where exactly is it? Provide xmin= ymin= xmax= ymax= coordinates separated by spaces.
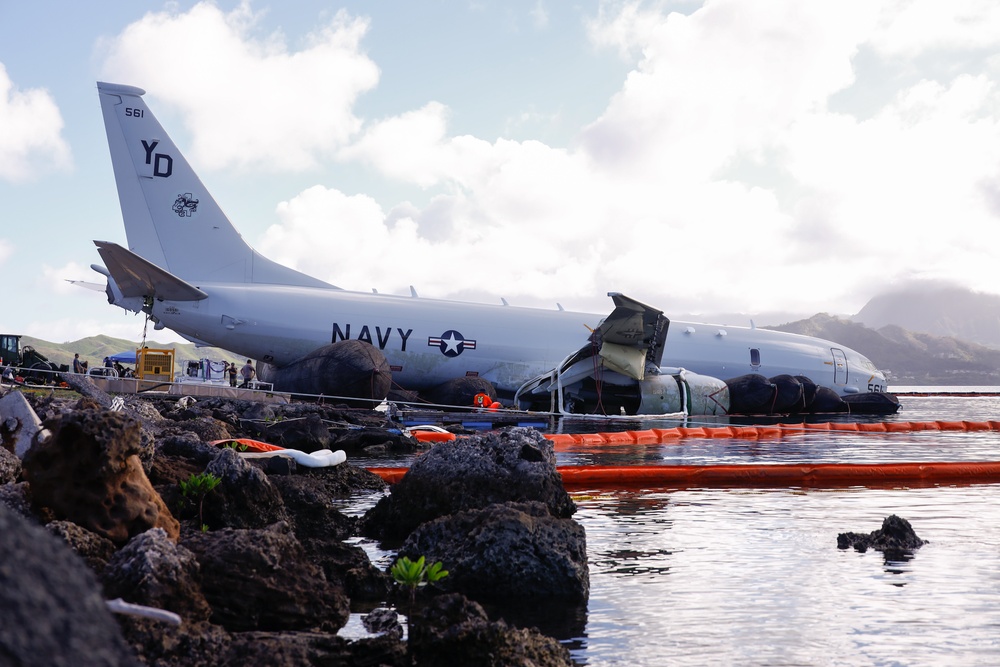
xmin=831 ymin=348 xmax=847 ymax=384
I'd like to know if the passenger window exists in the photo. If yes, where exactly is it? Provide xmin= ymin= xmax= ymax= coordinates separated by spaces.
xmin=750 ymin=348 xmax=760 ymax=369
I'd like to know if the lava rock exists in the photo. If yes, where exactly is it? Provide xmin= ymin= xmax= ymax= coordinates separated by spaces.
xmin=837 ymin=514 xmax=926 ymax=560
xmin=361 ymin=427 xmax=576 ymax=542
xmin=0 ymin=503 xmax=138 ymax=666
xmin=408 ymin=592 xmax=573 ymax=667
xmin=399 ymin=500 xmax=590 ymax=602
xmin=21 ymin=408 xmax=179 ymax=544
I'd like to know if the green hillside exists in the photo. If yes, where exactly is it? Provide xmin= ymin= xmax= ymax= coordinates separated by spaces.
xmin=17 ymin=334 xmax=240 ymax=372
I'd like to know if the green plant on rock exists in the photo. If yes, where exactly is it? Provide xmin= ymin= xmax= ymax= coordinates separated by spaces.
xmin=391 ymin=555 xmax=448 ymax=608
xmin=179 ymin=471 xmax=221 ymax=529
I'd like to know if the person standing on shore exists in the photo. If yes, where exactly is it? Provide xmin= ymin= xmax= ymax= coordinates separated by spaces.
xmin=239 ymin=359 xmax=255 ymax=388
xmin=227 ymin=361 xmax=238 ymax=387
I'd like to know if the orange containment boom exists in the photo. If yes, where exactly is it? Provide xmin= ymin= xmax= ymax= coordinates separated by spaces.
xmin=367 ymin=461 xmax=1000 ymax=489
xmin=542 ymin=420 xmax=1000 ymax=448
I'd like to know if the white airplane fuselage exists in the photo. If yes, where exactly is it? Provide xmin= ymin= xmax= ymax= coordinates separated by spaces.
xmin=91 ymin=81 xmax=890 ymax=405
xmin=147 ymin=282 xmax=888 ymax=397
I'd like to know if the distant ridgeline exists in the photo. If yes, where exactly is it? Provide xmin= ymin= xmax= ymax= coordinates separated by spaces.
xmin=19 ymin=335 xmax=238 ymax=372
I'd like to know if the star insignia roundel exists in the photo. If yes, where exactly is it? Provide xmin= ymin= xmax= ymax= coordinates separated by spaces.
xmin=428 ymin=330 xmax=477 ymax=357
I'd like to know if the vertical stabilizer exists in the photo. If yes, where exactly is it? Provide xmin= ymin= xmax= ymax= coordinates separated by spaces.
xmin=96 ymin=82 xmax=332 ymax=288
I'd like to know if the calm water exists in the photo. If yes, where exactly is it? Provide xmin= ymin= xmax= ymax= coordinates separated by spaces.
xmin=344 ymin=391 xmax=1000 ymax=666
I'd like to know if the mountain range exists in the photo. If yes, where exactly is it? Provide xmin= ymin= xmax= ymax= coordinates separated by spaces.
xmin=8 ymin=283 xmax=1000 ymax=387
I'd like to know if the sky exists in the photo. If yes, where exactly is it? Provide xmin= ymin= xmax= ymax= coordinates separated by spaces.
xmin=2 ymin=0 xmax=1000 ymax=347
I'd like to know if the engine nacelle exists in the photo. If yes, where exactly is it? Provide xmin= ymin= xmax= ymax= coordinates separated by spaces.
xmin=637 ymin=369 xmax=730 ymax=416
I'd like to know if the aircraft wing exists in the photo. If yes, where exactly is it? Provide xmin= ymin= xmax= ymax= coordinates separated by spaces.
xmin=65 ymin=279 xmax=107 ymax=292
xmin=94 ymin=241 xmax=208 ymax=301
xmin=593 ymin=293 xmax=669 ymax=380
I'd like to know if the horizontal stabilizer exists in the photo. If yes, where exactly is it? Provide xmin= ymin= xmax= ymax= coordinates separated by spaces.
xmin=94 ymin=241 xmax=208 ymax=301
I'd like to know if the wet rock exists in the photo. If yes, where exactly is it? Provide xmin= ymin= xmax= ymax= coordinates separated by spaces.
xmin=361 ymin=427 xmax=576 ymax=542
xmin=21 ymin=408 xmax=179 ymax=545
xmin=0 ymin=503 xmax=138 ymax=667
xmin=200 ymin=447 xmax=287 ymax=530
xmin=102 ymin=527 xmax=213 ymax=623
xmin=837 ymin=514 xmax=926 ymax=560
xmin=330 ymin=425 xmax=418 ymax=456
xmin=409 ymin=592 xmax=573 ymax=667
xmin=222 ymin=631 xmax=408 ymax=667
xmin=182 ymin=522 xmax=350 ymax=633
xmin=258 ymin=413 xmax=332 ymax=453
xmin=267 ymin=469 xmax=393 ymax=600
xmin=46 ymin=520 xmax=118 ymax=575
xmin=400 ymin=501 xmax=589 ymax=602
xmin=364 ymin=607 xmax=404 ymax=639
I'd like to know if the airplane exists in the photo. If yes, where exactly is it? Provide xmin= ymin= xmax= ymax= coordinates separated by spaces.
xmin=89 ymin=81 xmax=897 ymax=416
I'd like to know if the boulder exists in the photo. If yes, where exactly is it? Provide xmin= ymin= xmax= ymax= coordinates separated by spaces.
xmin=399 ymin=501 xmax=589 ymax=602
xmin=0 ymin=503 xmax=138 ymax=667
xmin=409 ymin=592 xmax=573 ymax=667
xmin=361 ymin=427 xmax=576 ymax=542
xmin=102 ymin=527 xmax=213 ymax=623
xmin=21 ymin=408 xmax=179 ymax=545
xmin=182 ymin=522 xmax=350 ymax=633
xmin=46 ymin=520 xmax=118 ymax=575
xmin=837 ymin=514 xmax=926 ymax=561
xmin=200 ymin=447 xmax=288 ymax=530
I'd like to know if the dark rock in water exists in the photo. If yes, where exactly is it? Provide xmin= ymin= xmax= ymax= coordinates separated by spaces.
xmin=21 ymin=408 xmax=179 ymax=545
xmin=182 ymin=522 xmax=350 ymax=633
xmin=725 ymin=374 xmax=776 ymax=414
xmin=0 ymin=503 xmax=138 ymax=666
xmin=810 ymin=386 xmax=848 ymax=413
xmin=259 ymin=340 xmax=391 ymax=407
xmin=200 ymin=447 xmax=288 ymax=530
xmin=769 ymin=374 xmax=805 ymax=413
xmin=422 ymin=376 xmax=497 ymax=408
xmin=267 ymin=470 xmax=393 ymax=601
xmin=363 ymin=607 xmax=404 ymax=639
xmin=360 ymin=427 xmax=576 ymax=542
xmin=408 ymin=592 xmax=574 ymax=667
xmin=843 ymin=391 xmax=901 ymax=415
xmin=400 ymin=500 xmax=590 ymax=602
xmin=837 ymin=514 xmax=926 ymax=561
xmin=254 ymin=413 xmax=331 ymax=453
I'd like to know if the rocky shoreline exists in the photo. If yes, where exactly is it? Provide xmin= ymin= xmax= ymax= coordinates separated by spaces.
xmin=0 ymin=376 xmax=585 ymax=666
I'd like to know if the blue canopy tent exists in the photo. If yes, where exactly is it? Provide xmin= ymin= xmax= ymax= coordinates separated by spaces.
xmin=107 ymin=351 xmax=137 ymax=364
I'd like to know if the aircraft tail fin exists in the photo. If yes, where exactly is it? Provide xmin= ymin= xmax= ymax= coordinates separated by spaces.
xmin=96 ymin=82 xmax=333 ymax=288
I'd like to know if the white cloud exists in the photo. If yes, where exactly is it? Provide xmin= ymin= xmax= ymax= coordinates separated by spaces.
xmin=870 ymin=0 xmax=1000 ymax=57
xmin=0 ymin=64 xmax=71 ymax=182
xmin=103 ymin=0 xmax=1000 ymax=318
xmin=98 ymin=1 xmax=379 ymax=171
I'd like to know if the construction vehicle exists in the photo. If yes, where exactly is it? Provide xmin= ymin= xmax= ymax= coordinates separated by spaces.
xmin=0 ymin=334 xmax=68 ymax=385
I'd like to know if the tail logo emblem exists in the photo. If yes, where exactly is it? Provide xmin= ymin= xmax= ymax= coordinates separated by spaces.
xmin=172 ymin=193 xmax=199 ymax=217
xmin=428 ymin=330 xmax=477 ymax=357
